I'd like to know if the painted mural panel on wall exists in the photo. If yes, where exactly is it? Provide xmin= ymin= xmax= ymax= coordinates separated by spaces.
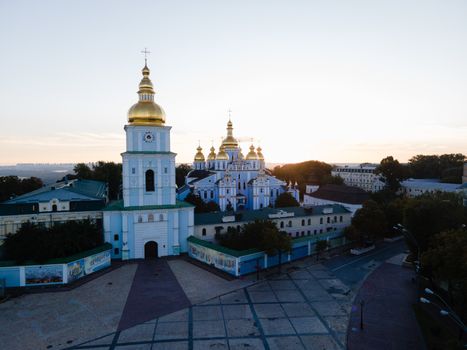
xmin=84 ymin=250 xmax=111 ymax=274
xmin=188 ymin=243 xmax=236 ymax=275
xmin=25 ymin=265 xmax=63 ymax=285
xmin=67 ymin=259 xmax=85 ymax=283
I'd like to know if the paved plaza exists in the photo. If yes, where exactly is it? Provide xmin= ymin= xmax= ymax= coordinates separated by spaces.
xmin=70 ymin=264 xmax=354 ymax=350
xmin=0 ymin=241 xmax=414 ymax=350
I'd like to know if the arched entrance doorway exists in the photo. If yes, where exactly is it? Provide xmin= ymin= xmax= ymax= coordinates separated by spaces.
xmin=144 ymin=241 xmax=158 ymax=259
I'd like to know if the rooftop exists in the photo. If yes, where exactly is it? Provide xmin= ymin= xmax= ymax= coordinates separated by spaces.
xmin=194 ymin=204 xmax=351 ymax=226
xmin=3 ymin=179 xmax=107 ymax=204
xmin=305 ymin=184 xmax=370 ymax=205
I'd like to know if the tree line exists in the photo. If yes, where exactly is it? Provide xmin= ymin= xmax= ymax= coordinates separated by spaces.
xmin=0 ymin=176 xmax=43 ymax=202
xmin=3 ymin=219 xmax=103 ymax=263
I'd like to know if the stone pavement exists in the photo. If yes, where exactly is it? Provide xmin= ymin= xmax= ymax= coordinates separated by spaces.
xmin=118 ymin=260 xmax=191 ymax=330
xmin=347 ymin=262 xmax=426 ymax=350
xmin=0 ymin=264 xmax=138 ymax=350
xmin=70 ymin=264 xmax=354 ymax=350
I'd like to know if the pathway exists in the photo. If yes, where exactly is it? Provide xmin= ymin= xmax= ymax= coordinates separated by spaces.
xmin=347 ymin=262 xmax=425 ymax=350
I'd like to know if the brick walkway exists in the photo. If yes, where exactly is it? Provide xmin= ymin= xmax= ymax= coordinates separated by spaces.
xmin=347 ymin=263 xmax=426 ymax=350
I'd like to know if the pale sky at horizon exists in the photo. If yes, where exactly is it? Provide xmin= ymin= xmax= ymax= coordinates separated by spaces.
xmin=0 ymin=0 xmax=466 ymax=166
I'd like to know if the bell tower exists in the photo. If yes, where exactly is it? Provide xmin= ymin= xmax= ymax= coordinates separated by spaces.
xmin=122 ymin=61 xmax=176 ymax=207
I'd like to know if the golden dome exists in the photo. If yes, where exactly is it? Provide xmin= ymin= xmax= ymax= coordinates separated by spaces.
xmin=217 ymin=145 xmax=229 ymax=160
xmin=222 ymin=119 xmax=239 ymax=150
xmin=194 ymin=145 xmax=205 ymax=162
xmin=207 ymin=146 xmax=217 ymax=160
xmin=256 ymin=146 xmax=264 ymax=160
xmin=128 ymin=64 xmax=166 ymax=126
xmin=238 ymin=147 xmax=244 ymax=160
xmin=246 ymin=144 xmax=258 ymax=160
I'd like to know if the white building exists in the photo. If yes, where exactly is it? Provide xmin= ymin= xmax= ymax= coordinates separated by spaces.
xmin=0 ymin=179 xmax=107 ymax=244
xmin=194 ymin=204 xmax=352 ymax=242
xmin=332 ymin=164 xmax=384 ymax=192
xmin=401 ymin=178 xmax=463 ymax=198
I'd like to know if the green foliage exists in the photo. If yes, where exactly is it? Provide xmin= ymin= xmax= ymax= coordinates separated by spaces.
xmin=216 ymin=220 xmax=292 ymax=256
xmin=184 ymin=193 xmax=219 ymax=213
xmin=376 ymin=156 xmax=409 ymax=192
xmin=275 ymin=192 xmax=300 ymax=208
xmin=321 ymin=174 xmax=344 ymax=185
xmin=351 ymin=200 xmax=387 ymax=243
xmin=74 ymin=162 xmax=122 ymax=200
xmin=0 ymin=176 xmax=43 ymax=202
xmin=315 ymin=240 xmax=329 ymax=260
xmin=3 ymin=220 xmax=103 ymax=263
xmin=176 ymin=164 xmax=192 ymax=188
xmin=403 ymin=192 xmax=465 ymax=253
xmin=408 ymin=153 xmax=465 ymax=183
xmin=272 ymin=160 xmax=333 ymax=195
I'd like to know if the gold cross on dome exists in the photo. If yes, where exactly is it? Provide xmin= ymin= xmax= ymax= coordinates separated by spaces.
xmin=141 ymin=48 xmax=151 ymax=64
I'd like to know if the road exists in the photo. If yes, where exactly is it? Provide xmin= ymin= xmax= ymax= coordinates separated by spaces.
xmin=323 ymin=240 xmax=407 ymax=289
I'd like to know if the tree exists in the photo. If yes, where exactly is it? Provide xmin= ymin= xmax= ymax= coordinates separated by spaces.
xmin=0 ymin=176 xmax=43 ymax=202
xmin=321 ymin=174 xmax=344 ymax=185
xmin=259 ymin=227 xmax=292 ymax=273
xmin=408 ymin=153 xmax=465 ymax=183
xmin=275 ymin=192 xmax=299 ymax=208
xmin=3 ymin=220 xmax=103 ymax=263
xmin=176 ymin=164 xmax=192 ymax=188
xmin=184 ymin=193 xmax=219 ymax=213
xmin=315 ymin=240 xmax=329 ymax=261
xmin=403 ymin=192 xmax=465 ymax=254
xmin=351 ymin=200 xmax=387 ymax=244
xmin=376 ymin=156 xmax=408 ymax=192
xmin=272 ymin=160 xmax=333 ymax=195
xmin=421 ymin=229 xmax=467 ymax=319
xmin=74 ymin=161 xmax=122 ymax=200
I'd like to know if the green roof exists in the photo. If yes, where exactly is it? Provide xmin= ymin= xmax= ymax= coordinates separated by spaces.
xmin=194 ymin=204 xmax=351 ymax=226
xmin=0 ymin=243 xmax=112 ymax=267
xmin=187 ymin=236 xmax=259 ymax=257
xmin=104 ymin=200 xmax=194 ymax=211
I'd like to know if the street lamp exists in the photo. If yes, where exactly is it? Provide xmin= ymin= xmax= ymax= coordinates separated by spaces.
xmin=420 ymin=296 xmax=467 ymax=341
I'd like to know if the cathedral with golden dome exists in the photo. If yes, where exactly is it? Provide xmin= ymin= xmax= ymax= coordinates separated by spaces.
xmin=177 ymin=120 xmax=299 ymax=211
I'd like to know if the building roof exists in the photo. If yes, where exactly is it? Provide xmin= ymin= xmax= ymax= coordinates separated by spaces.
xmin=194 ymin=204 xmax=351 ymax=226
xmin=401 ymin=178 xmax=461 ymax=191
xmin=104 ymin=200 xmax=194 ymax=211
xmin=305 ymin=184 xmax=370 ymax=205
xmin=4 ymin=179 xmax=107 ymax=204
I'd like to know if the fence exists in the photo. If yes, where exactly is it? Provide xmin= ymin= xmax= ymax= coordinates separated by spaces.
xmin=0 ymin=244 xmax=112 ymax=287
xmin=188 ymin=232 xmax=346 ymax=277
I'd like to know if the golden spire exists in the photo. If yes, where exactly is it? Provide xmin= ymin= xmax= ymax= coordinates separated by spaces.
xmin=256 ymin=146 xmax=264 ymax=160
xmin=128 ymin=53 xmax=166 ymax=126
xmin=207 ymin=145 xmax=217 ymax=160
xmin=246 ymin=144 xmax=258 ymax=160
xmin=194 ymin=145 xmax=205 ymax=162
xmin=221 ymin=114 xmax=239 ymax=150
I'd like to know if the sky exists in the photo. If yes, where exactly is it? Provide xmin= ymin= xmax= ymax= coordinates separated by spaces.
xmin=0 ymin=0 xmax=466 ymax=165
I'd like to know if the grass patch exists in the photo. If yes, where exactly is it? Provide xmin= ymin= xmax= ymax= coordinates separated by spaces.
xmin=413 ymin=303 xmax=464 ymax=350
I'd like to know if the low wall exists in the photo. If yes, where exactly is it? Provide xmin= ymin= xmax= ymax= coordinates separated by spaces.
xmin=0 ymin=245 xmax=112 ymax=288
xmin=188 ymin=233 xmax=346 ymax=277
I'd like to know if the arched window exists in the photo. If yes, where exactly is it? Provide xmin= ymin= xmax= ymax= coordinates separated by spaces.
xmin=280 ymin=221 xmax=284 ymax=228
xmin=307 ymin=219 xmax=311 ymax=225
xmin=159 ymin=214 xmax=164 ymax=221
xmin=138 ymin=216 xmax=143 ymax=223
xmin=145 ymin=169 xmax=155 ymax=191
xmin=301 ymin=219 xmax=305 ymax=226
xmin=52 ymin=204 xmax=57 ymax=212
xmin=202 ymin=228 xmax=206 ymax=236
xmin=148 ymin=214 xmax=154 ymax=222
